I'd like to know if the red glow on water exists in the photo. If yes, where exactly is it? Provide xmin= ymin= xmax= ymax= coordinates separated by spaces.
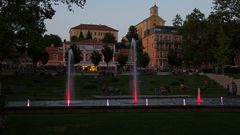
xmin=66 ymin=87 xmax=71 ymax=107
xmin=197 ymin=88 xmax=202 ymax=105
xmin=133 ymin=88 xmax=138 ymax=104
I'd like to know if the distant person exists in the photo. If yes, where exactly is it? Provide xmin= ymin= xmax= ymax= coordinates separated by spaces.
xmin=232 ymin=81 xmax=238 ymax=96
xmin=226 ymin=84 xmax=231 ymax=96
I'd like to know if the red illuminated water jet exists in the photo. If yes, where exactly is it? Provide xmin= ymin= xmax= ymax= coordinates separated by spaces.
xmin=131 ymin=39 xmax=139 ymax=104
xmin=66 ymin=49 xmax=73 ymax=107
xmin=133 ymin=87 xmax=138 ymax=104
xmin=197 ymin=88 xmax=202 ymax=105
xmin=66 ymin=87 xmax=71 ymax=107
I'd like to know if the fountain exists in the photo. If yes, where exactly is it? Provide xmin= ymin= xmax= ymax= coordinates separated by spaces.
xmin=66 ymin=49 xmax=74 ymax=107
xmin=145 ymin=98 xmax=149 ymax=106
xmin=183 ymin=99 xmax=186 ymax=106
xmin=131 ymin=38 xmax=139 ymax=104
xmin=220 ymin=97 xmax=224 ymax=105
xmin=27 ymin=99 xmax=30 ymax=107
xmin=197 ymin=88 xmax=203 ymax=105
xmin=107 ymin=99 xmax=110 ymax=106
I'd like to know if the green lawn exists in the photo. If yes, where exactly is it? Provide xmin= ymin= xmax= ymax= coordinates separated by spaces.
xmin=4 ymin=111 xmax=240 ymax=135
xmin=0 ymin=74 xmax=226 ymax=101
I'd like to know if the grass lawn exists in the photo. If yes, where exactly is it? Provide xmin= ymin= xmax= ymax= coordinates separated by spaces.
xmin=4 ymin=111 xmax=240 ymax=135
xmin=0 ymin=74 xmax=226 ymax=101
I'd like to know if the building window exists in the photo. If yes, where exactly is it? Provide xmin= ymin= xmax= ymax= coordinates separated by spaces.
xmin=53 ymin=54 xmax=58 ymax=60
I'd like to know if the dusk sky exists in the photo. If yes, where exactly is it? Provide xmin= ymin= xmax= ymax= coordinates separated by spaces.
xmin=45 ymin=0 xmax=213 ymax=41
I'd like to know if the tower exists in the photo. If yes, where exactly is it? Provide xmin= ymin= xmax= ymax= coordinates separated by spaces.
xmin=150 ymin=4 xmax=158 ymax=16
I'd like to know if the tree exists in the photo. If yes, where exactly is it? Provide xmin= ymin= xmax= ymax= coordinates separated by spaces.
xmin=30 ymin=44 xmax=49 ymax=66
xmin=41 ymin=51 xmax=49 ymax=65
xmin=78 ymin=30 xmax=85 ymax=41
xmin=212 ymin=0 xmax=240 ymax=23
xmin=70 ymin=36 xmax=79 ymax=42
xmin=69 ymin=44 xmax=81 ymax=64
xmin=101 ymin=45 xmax=113 ymax=66
xmin=138 ymin=52 xmax=150 ymax=68
xmin=91 ymin=51 xmax=102 ymax=67
xmin=43 ymin=34 xmax=62 ymax=47
xmin=172 ymin=14 xmax=183 ymax=27
xmin=0 ymin=0 xmax=86 ymax=62
xmin=117 ymin=54 xmax=128 ymax=70
xmin=213 ymin=27 xmax=232 ymax=71
xmin=168 ymin=49 xmax=182 ymax=68
xmin=86 ymin=31 xmax=92 ymax=40
xmin=181 ymin=8 xmax=210 ymax=68
xmin=211 ymin=0 xmax=240 ymax=65
xmin=126 ymin=26 xmax=139 ymax=42
xmin=103 ymin=32 xmax=117 ymax=44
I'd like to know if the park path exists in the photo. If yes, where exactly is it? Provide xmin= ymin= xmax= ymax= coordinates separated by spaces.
xmin=206 ymin=74 xmax=240 ymax=95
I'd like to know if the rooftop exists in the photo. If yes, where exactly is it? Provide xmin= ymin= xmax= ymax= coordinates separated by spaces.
xmin=70 ymin=24 xmax=118 ymax=32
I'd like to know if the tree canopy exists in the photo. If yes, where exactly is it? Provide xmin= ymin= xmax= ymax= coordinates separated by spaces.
xmin=117 ymin=54 xmax=128 ymax=70
xmin=172 ymin=14 xmax=183 ymax=27
xmin=101 ymin=45 xmax=113 ymax=66
xmin=91 ymin=51 xmax=102 ymax=67
xmin=103 ymin=33 xmax=117 ymax=44
xmin=0 ymin=0 xmax=86 ymax=62
xmin=43 ymin=34 xmax=62 ymax=47
xmin=126 ymin=26 xmax=139 ymax=42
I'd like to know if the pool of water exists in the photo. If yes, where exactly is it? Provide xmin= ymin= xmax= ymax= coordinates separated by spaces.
xmin=5 ymin=97 xmax=240 ymax=108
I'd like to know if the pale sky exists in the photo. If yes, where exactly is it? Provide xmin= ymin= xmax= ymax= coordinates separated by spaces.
xmin=45 ymin=0 xmax=213 ymax=42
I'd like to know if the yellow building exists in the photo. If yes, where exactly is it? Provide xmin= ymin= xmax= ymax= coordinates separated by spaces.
xmin=143 ymin=26 xmax=182 ymax=70
xmin=69 ymin=24 xmax=118 ymax=42
xmin=136 ymin=4 xmax=165 ymax=39
xmin=135 ymin=4 xmax=182 ymax=70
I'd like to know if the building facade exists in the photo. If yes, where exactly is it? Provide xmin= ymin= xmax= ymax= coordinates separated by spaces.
xmin=69 ymin=24 xmax=118 ymax=42
xmin=135 ymin=4 xmax=182 ymax=70
xmin=143 ymin=26 xmax=182 ymax=70
xmin=136 ymin=4 xmax=165 ymax=39
xmin=65 ymin=40 xmax=117 ymax=71
xmin=45 ymin=44 xmax=65 ymax=66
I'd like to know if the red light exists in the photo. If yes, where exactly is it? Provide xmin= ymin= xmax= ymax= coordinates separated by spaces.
xmin=197 ymin=88 xmax=202 ymax=105
xmin=133 ymin=88 xmax=138 ymax=104
xmin=66 ymin=87 xmax=71 ymax=107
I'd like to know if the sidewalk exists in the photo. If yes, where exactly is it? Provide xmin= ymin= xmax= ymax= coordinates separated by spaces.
xmin=206 ymin=73 xmax=240 ymax=95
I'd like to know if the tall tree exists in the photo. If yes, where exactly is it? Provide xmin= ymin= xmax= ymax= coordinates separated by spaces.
xmin=78 ymin=30 xmax=85 ymax=41
xmin=212 ymin=0 xmax=240 ymax=23
xmin=126 ymin=26 xmax=139 ymax=42
xmin=211 ymin=0 xmax=240 ymax=65
xmin=172 ymin=14 xmax=183 ymax=27
xmin=138 ymin=52 xmax=150 ymax=68
xmin=103 ymin=32 xmax=117 ymax=44
xmin=181 ymin=8 xmax=209 ymax=68
xmin=0 ymin=0 xmax=86 ymax=62
xmin=70 ymin=36 xmax=79 ymax=42
xmin=43 ymin=34 xmax=62 ymax=47
xmin=91 ymin=51 xmax=102 ymax=67
xmin=86 ymin=31 xmax=92 ymax=40
xmin=117 ymin=54 xmax=128 ymax=71
xmin=213 ymin=27 xmax=232 ymax=68
xmin=101 ymin=45 xmax=113 ymax=66
xmin=168 ymin=49 xmax=182 ymax=68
